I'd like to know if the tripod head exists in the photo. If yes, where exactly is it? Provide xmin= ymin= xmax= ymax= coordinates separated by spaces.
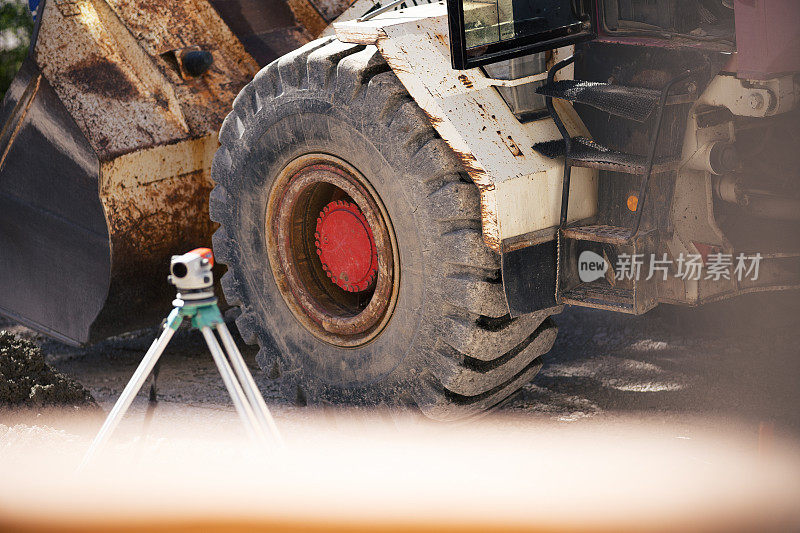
xmin=168 ymin=248 xmax=215 ymax=300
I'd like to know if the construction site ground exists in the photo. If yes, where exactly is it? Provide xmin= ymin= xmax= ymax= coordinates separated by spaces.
xmin=2 ymin=290 xmax=798 ymax=434
xmin=2 ymin=292 xmax=800 ymax=530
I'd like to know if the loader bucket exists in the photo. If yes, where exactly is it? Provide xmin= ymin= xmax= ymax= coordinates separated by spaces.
xmin=0 ymin=57 xmax=110 ymax=345
xmin=0 ymin=0 xmax=353 ymax=345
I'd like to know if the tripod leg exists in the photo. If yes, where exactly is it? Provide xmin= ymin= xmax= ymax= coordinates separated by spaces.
xmin=141 ymin=359 xmax=161 ymax=435
xmin=80 ymin=312 xmax=180 ymax=470
xmin=200 ymin=327 xmax=268 ymax=446
xmin=215 ymin=323 xmax=282 ymax=444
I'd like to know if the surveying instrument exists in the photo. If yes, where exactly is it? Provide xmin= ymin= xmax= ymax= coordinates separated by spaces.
xmin=81 ymin=248 xmax=280 ymax=468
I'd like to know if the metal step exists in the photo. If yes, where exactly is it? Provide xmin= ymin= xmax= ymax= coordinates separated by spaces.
xmin=562 ymin=281 xmax=635 ymax=313
xmin=561 ymin=224 xmax=632 ymax=245
xmin=536 ymin=80 xmax=693 ymax=122
xmin=532 ymin=137 xmax=679 ymax=175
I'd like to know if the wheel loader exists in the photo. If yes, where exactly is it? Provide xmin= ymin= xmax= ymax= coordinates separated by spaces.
xmin=1 ymin=0 xmax=799 ymax=419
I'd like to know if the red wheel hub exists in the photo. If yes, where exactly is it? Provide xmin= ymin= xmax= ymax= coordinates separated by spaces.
xmin=315 ymin=200 xmax=378 ymax=292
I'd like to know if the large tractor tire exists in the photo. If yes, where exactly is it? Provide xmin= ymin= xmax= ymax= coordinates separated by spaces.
xmin=210 ymin=37 xmax=559 ymax=419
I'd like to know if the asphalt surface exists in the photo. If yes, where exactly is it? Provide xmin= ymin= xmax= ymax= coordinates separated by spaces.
xmin=2 ymin=290 xmax=798 ymax=438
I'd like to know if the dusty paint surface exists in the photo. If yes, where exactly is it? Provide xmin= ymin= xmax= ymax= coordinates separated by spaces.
xmin=35 ymin=0 xmax=258 ymax=159
xmin=335 ymin=5 xmax=597 ymax=251
xmin=23 ymin=0 xmax=260 ymax=338
xmin=100 ymin=136 xmax=218 ymax=275
xmin=95 ymin=136 xmax=219 ymax=336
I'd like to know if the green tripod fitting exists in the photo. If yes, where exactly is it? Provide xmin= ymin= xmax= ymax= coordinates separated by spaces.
xmin=166 ymin=298 xmax=225 ymax=332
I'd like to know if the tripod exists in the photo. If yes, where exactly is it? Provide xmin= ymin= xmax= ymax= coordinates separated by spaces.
xmin=80 ymin=293 xmax=281 ymax=469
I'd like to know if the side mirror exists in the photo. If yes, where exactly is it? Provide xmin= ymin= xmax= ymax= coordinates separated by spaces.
xmin=447 ymin=0 xmax=597 ymax=69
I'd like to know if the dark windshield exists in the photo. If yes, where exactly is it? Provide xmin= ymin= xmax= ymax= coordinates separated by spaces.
xmin=462 ymin=0 xmax=584 ymax=49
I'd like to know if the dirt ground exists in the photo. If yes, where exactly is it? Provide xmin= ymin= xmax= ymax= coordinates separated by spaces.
xmin=2 ymin=290 xmax=798 ymax=438
xmin=2 ymin=292 xmax=800 ymax=530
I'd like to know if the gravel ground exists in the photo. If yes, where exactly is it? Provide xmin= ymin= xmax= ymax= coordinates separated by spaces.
xmin=1 ymin=290 xmax=799 ymax=437
xmin=507 ymin=291 xmax=800 ymax=435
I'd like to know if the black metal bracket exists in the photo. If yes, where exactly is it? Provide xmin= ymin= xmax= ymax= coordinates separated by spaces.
xmin=542 ymin=54 xmax=579 ymax=229
xmin=627 ymin=68 xmax=695 ymax=239
xmin=540 ymin=54 xmax=579 ymax=303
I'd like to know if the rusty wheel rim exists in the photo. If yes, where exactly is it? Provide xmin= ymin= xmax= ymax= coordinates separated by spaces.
xmin=266 ymin=154 xmax=399 ymax=347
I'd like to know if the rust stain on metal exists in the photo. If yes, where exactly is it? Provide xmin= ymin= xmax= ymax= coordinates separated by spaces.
xmin=102 ymin=171 xmax=215 ymax=277
xmin=97 ymin=167 xmax=218 ymax=334
xmin=375 ymin=38 xmax=412 ymax=74
xmin=501 ymin=227 xmax=558 ymax=253
xmin=562 ymin=224 xmax=631 ymax=245
xmin=96 ymin=134 xmax=221 ymax=333
xmin=343 ymin=10 xmax=598 ymax=252
xmin=286 ymin=0 xmax=329 ymax=37
xmin=54 ymin=0 xmax=80 ymax=17
xmin=266 ymin=155 xmax=399 ymax=346
xmin=99 ymin=135 xmax=219 ymax=273
xmin=36 ymin=0 xmax=258 ymax=159
xmin=336 ymin=25 xmax=385 ymax=46
xmin=449 ymin=147 xmax=501 ymax=252
xmin=65 ymin=57 xmax=137 ymax=100
xmin=414 ymin=104 xmax=503 ymax=252
xmin=452 ymin=148 xmax=487 ymax=181
xmin=308 ymin=0 xmax=356 ymax=22
xmin=501 ymin=133 xmax=523 ymax=157
xmin=418 ymin=107 xmax=443 ymax=130
xmin=100 ymin=134 xmax=218 ymax=191
xmin=479 ymin=184 xmax=501 ymax=253
xmin=368 ymin=29 xmax=502 ymax=251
